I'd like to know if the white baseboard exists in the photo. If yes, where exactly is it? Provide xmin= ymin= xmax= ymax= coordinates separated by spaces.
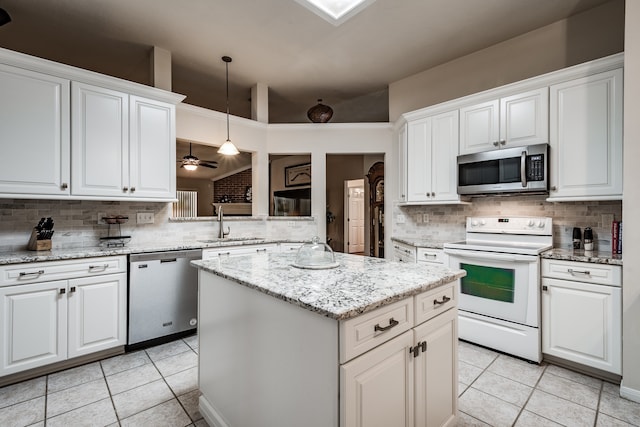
xmin=620 ymin=382 xmax=640 ymax=403
xmin=199 ymin=395 xmax=230 ymax=427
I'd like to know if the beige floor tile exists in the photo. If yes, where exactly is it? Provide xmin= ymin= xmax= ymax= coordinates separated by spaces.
xmin=459 ymin=387 xmax=520 ymax=427
xmin=472 ymin=371 xmax=533 ymax=407
xmin=459 ymin=360 xmax=484 ymax=385
xmin=0 ymin=376 xmax=46 ymax=409
xmin=47 ymin=362 xmax=104 ymax=393
xmin=101 ymin=350 xmax=151 ymax=376
xmin=537 ymin=370 xmax=600 ymax=409
xmin=457 ymin=411 xmax=492 ymax=426
xmin=596 ymin=413 xmax=637 ymax=426
xmin=112 ymin=378 xmax=174 ymax=419
xmin=602 ymin=381 xmax=622 ymax=396
xmin=458 ymin=340 xmax=499 ymax=369
xmin=120 ymin=399 xmax=192 ymax=427
xmin=183 ymin=334 xmax=199 ymax=350
xmin=46 ymin=378 xmax=110 ymax=418
xmin=459 ymin=382 xmax=470 ymax=397
xmin=155 ymin=350 xmax=198 ymax=377
xmin=145 ymin=340 xmax=192 ymax=362
xmin=544 ymin=364 xmax=603 ymax=390
xmin=514 ymin=410 xmax=564 ymax=426
xmin=487 ymin=355 xmax=545 ymax=387
xmin=0 ymin=396 xmax=45 ymax=427
xmin=45 ymin=398 xmax=117 ymax=427
xmin=525 ymin=389 xmax=596 ymax=426
xmin=177 ymin=389 xmax=203 ymax=422
xmin=165 ymin=366 xmax=198 ymax=396
xmin=599 ymin=391 xmax=640 ymax=425
xmin=106 ymin=362 xmax=162 ymax=395
xmin=194 ymin=419 xmax=210 ymax=427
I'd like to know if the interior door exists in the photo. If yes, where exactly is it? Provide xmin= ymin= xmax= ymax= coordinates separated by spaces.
xmin=347 ymin=180 xmax=365 ymax=253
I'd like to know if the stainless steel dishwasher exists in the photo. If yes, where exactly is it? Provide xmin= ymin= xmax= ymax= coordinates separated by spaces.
xmin=128 ymin=249 xmax=201 ymax=348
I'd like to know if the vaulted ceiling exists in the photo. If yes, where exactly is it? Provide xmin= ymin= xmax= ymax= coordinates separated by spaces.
xmin=0 ymin=0 xmax=613 ymax=123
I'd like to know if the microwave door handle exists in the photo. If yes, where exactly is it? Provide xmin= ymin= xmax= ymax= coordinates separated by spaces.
xmin=521 ymin=150 xmax=527 ymax=187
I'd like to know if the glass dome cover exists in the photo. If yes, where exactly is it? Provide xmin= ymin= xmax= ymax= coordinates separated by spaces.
xmin=292 ymin=236 xmax=339 ymax=269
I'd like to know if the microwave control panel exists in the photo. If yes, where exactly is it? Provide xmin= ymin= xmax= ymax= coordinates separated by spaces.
xmin=526 ymin=154 xmax=545 ymax=181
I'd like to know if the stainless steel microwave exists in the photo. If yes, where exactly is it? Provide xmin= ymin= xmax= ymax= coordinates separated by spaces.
xmin=457 ymin=143 xmax=548 ymax=196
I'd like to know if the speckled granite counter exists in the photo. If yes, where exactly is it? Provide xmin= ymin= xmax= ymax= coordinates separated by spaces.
xmin=390 ymin=236 xmax=450 ymax=249
xmin=541 ymin=248 xmax=623 ymax=266
xmin=0 ymin=238 xmax=305 ymax=265
xmin=192 ymin=252 xmax=465 ymax=320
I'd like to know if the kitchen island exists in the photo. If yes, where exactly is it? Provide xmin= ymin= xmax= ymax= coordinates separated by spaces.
xmin=192 ymin=252 xmax=465 ymax=427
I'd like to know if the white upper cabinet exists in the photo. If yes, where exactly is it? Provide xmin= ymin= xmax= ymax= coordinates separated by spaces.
xmin=71 ymin=82 xmax=129 ymax=197
xmin=0 ymin=64 xmax=70 ymax=196
xmin=129 ymin=96 xmax=176 ymax=199
xmin=548 ymin=69 xmax=623 ymax=201
xmin=397 ymin=123 xmax=408 ymax=203
xmin=403 ymin=110 xmax=460 ymax=204
xmin=460 ymin=88 xmax=548 ymax=155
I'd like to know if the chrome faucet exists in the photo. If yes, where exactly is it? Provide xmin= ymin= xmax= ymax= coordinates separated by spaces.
xmin=218 ymin=206 xmax=230 ymax=238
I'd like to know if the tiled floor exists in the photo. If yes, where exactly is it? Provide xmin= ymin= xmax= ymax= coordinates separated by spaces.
xmin=457 ymin=340 xmax=640 ymax=426
xmin=0 ymin=335 xmax=207 ymax=427
xmin=2 ymin=336 xmax=639 ymax=426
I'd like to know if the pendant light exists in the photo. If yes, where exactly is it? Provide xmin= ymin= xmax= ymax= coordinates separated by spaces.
xmin=218 ymin=56 xmax=240 ymax=156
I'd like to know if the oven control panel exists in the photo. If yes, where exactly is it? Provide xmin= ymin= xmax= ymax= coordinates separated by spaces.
xmin=467 ymin=216 xmax=552 ymax=235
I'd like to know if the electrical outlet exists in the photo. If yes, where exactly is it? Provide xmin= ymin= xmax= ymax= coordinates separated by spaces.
xmin=397 ymin=214 xmax=406 ymax=224
xmin=422 ymin=214 xmax=429 ymax=223
xmin=137 ymin=212 xmax=154 ymax=224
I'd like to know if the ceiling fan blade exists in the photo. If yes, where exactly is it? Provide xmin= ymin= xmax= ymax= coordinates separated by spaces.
xmin=200 ymin=159 xmax=218 ymax=163
xmin=200 ymin=163 xmax=218 ymax=169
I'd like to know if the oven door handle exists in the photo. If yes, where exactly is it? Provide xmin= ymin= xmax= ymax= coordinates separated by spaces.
xmin=444 ymin=248 xmax=537 ymax=263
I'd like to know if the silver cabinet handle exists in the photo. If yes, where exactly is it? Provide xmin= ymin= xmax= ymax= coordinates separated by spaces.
xmin=19 ymin=270 xmax=45 ymax=277
xmin=500 ymin=140 xmax=506 ymax=145
xmin=89 ymin=264 xmax=109 ymax=272
xmin=256 ymin=248 xmax=267 ymax=252
xmin=218 ymin=252 xmax=231 ymax=257
xmin=431 ymin=192 xmax=435 ymax=197
xmin=59 ymin=288 xmax=66 ymax=295
xmin=434 ymin=295 xmax=451 ymax=305
xmin=61 ymin=183 xmax=68 ymax=190
xmin=568 ymin=268 xmax=590 ymax=276
xmin=374 ymin=318 xmax=399 ymax=332
xmin=69 ymin=286 xmax=76 ymax=293
xmin=123 ymin=187 xmax=128 ymax=192
xmin=423 ymin=253 xmax=437 ymax=258
xmin=493 ymin=141 xmax=499 ymax=146
xmin=130 ymin=187 xmax=136 ymax=192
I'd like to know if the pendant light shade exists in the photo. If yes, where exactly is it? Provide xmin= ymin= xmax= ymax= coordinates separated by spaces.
xmin=218 ymin=56 xmax=240 ymax=156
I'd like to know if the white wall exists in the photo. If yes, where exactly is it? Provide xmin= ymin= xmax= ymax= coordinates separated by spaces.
xmin=622 ymin=0 xmax=640 ymax=402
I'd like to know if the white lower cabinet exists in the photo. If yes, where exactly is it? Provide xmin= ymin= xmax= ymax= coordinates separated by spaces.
xmin=0 ymin=256 xmax=127 ymax=377
xmin=201 ymin=243 xmax=278 ymax=260
xmin=341 ymin=296 xmax=458 ymax=427
xmin=541 ymin=259 xmax=621 ymax=374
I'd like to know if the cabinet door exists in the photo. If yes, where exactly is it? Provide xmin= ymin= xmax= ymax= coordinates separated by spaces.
xmin=67 ymin=273 xmax=127 ymax=358
xmin=430 ymin=111 xmax=459 ymax=202
xmin=0 ymin=281 xmax=67 ymax=376
xmin=341 ymin=330 xmax=414 ymax=427
xmin=71 ymin=82 xmax=129 ymax=197
xmin=459 ymin=100 xmax=499 ymax=155
xmin=0 ymin=64 xmax=70 ymax=196
xmin=414 ymin=308 xmax=457 ymax=427
xmin=406 ymin=118 xmax=431 ymax=202
xmin=398 ymin=123 xmax=408 ymax=202
xmin=542 ymin=278 xmax=621 ymax=374
xmin=129 ymin=96 xmax=176 ymax=199
xmin=549 ymin=69 xmax=623 ymax=200
xmin=500 ymin=88 xmax=548 ymax=147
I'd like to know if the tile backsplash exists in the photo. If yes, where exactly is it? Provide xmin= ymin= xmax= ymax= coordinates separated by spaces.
xmin=393 ymin=195 xmax=622 ymax=252
xmin=0 ymin=199 xmax=317 ymax=252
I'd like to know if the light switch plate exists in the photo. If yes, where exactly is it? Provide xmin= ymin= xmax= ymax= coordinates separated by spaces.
xmin=137 ymin=212 xmax=154 ymax=224
xmin=397 ymin=214 xmax=406 ymax=224
xmin=422 ymin=214 xmax=429 ymax=223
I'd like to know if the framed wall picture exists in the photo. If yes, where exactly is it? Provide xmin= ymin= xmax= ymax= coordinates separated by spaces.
xmin=285 ymin=163 xmax=311 ymax=187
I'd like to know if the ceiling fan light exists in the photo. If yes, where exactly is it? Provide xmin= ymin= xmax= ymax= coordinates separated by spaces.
xmin=183 ymin=164 xmax=198 ymax=171
xmin=218 ymin=140 xmax=240 ymax=156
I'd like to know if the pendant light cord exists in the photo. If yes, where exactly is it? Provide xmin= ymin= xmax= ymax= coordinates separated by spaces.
xmin=224 ymin=57 xmax=231 ymax=142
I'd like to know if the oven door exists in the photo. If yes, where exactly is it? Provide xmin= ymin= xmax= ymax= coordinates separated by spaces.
xmin=445 ymin=248 xmax=540 ymax=326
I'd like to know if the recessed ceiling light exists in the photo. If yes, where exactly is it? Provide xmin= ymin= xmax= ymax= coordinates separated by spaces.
xmin=295 ymin=0 xmax=376 ymax=26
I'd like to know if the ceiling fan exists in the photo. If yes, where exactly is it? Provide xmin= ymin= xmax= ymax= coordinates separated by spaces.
xmin=178 ymin=143 xmax=218 ymax=170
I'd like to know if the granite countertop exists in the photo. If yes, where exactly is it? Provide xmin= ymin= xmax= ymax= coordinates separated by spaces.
xmin=192 ymin=252 xmax=466 ymax=321
xmin=390 ymin=236 xmax=451 ymax=249
xmin=0 ymin=238 xmax=306 ymax=266
xmin=541 ymin=248 xmax=623 ymax=266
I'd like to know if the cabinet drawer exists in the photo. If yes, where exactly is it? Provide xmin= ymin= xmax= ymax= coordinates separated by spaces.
xmin=339 ymin=298 xmax=413 ymax=363
xmin=416 ymin=248 xmax=444 ymax=264
xmin=415 ymin=281 xmax=457 ymax=325
xmin=541 ymin=259 xmax=621 ymax=286
xmin=0 ymin=256 xmax=126 ymax=287
xmin=202 ymin=244 xmax=278 ymax=260
xmin=392 ymin=242 xmax=416 ymax=263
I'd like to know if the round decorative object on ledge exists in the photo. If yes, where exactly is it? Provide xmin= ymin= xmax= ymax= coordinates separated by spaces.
xmin=307 ymin=99 xmax=333 ymax=123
